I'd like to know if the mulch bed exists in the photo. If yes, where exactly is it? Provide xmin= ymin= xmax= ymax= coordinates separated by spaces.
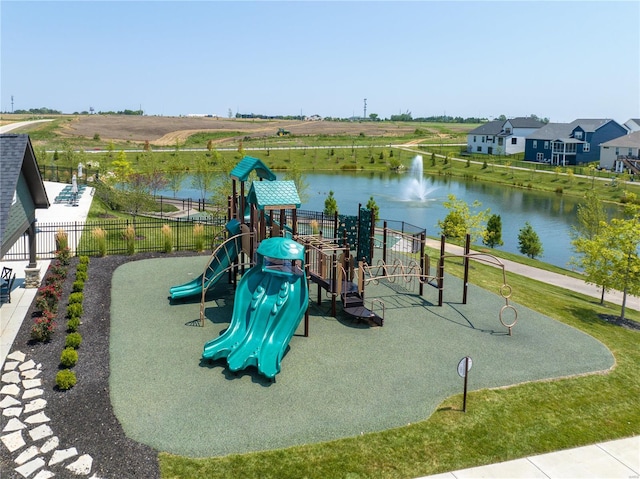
xmin=1 ymin=252 xmax=197 ymax=479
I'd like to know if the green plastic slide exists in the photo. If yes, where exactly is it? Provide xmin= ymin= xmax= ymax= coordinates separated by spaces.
xmin=202 ymin=237 xmax=309 ymax=379
xmin=169 ymin=219 xmax=242 ymax=300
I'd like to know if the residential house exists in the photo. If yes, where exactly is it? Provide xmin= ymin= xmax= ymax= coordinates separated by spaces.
xmin=623 ymin=118 xmax=640 ymax=133
xmin=467 ymin=117 xmax=544 ymax=156
xmin=0 ymin=134 xmax=50 ymax=286
xmin=599 ymin=130 xmax=640 ymax=174
xmin=524 ymin=119 xmax=627 ymax=166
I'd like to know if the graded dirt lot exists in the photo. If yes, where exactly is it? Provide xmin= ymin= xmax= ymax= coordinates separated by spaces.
xmin=10 ymin=114 xmax=457 ymax=146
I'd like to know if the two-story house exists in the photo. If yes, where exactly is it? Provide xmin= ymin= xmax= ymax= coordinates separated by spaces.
xmin=599 ymin=130 xmax=640 ymax=174
xmin=623 ymin=118 xmax=640 ymax=133
xmin=467 ymin=117 xmax=544 ymax=156
xmin=524 ymin=119 xmax=627 ymax=166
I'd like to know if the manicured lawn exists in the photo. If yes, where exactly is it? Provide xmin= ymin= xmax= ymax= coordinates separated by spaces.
xmin=158 ymin=258 xmax=639 ymax=479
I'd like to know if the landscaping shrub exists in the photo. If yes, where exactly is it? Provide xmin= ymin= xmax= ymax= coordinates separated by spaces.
xmin=55 ymin=246 xmax=71 ymax=266
xmin=67 ymin=317 xmax=81 ymax=332
xmin=76 ymin=262 xmax=88 ymax=273
xmin=65 ymin=332 xmax=82 ymax=349
xmin=55 ymin=228 xmax=68 ymax=251
xmin=35 ymin=283 xmax=62 ymax=313
xmin=68 ymin=292 xmax=84 ymax=304
xmin=162 ymin=224 xmax=173 ymax=253
xmin=79 ymin=255 xmax=90 ymax=264
xmin=75 ymin=270 xmax=88 ymax=282
xmin=66 ymin=302 xmax=83 ymax=319
xmin=55 ymin=369 xmax=77 ymax=390
xmin=72 ymin=280 xmax=84 ymax=293
xmin=60 ymin=347 xmax=78 ymax=367
xmin=92 ymin=227 xmax=107 ymax=257
xmin=193 ymin=223 xmax=205 ymax=252
xmin=50 ymin=260 xmax=68 ymax=279
xmin=123 ymin=225 xmax=136 ymax=255
xmin=31 ymin=310 xmax=56 ymax=342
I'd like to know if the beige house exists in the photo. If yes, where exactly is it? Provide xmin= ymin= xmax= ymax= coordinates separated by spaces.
xmin=599 ymin=130 xmax=640 ymax=174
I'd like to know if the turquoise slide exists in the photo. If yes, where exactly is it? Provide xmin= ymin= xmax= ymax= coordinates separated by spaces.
xmin=169 ymin=219 xmax=242 ymax=300
xmin=202 ymin=237 xmax=309 ymax=379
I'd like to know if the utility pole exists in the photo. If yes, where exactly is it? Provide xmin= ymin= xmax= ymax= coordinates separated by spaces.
xmin=363 ymin=98 xmax=367 ymax=120
xmin=11 ymin=95 xmax=14 ymax=113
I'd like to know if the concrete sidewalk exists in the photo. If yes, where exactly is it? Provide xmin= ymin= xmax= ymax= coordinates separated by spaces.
xmin=418 ymin=436 xmax=639 ymax=479
xmin=424 ymin=238 xmax=640 ymax=312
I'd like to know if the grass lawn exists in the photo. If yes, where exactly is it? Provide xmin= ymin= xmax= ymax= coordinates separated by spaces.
xmin=157 ymin=257 xmax=639 ymax=479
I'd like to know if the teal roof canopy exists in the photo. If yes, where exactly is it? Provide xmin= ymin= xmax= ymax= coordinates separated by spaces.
xmin=247 ymin=180 xmax=301 ymax=211
xmin=257 ymin=237 xmax=305 ymax=261
xmin=229 ymin=156 xmax=276 ymax=182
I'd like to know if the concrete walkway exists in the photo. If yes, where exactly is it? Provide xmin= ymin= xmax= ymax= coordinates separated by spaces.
xmin=424 ymin=238 xmax=640 ymax=312
xmin=418 ymin=436 xmax=639 ymax=479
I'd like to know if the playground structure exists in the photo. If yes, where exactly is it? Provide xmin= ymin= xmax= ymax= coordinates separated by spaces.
xmin=169 ymin=155 xmax=519 ymax=378
xmin=202 ymin=236 xmax=309 ymax=379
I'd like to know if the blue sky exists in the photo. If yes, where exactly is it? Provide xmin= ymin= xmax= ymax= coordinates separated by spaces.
xmin=2 ymin=1 xmax=638 ymax=123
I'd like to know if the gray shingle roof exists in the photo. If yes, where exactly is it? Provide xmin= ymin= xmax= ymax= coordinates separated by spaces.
xmin=525 ymin=123 xmax=574 ymax=140
xmin=468 ymin=120 xmax=504 ymax=135
xmin=508 ymin=117 xmax=545 ymax=128
xmin=0 ymin=134 xmax=49 ymax=249
xmin=600 ymin=130 xmax=640 ymax=148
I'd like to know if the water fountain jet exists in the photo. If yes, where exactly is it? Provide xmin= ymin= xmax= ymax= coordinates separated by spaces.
xmin=402 ymin=155 xmax=435 ymax=201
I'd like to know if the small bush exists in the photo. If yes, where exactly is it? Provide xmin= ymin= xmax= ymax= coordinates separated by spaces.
xmin=75 ymin=270 xmax=88 ymax=282
xmin=555 ymin=187 xmax=564 ymax=194
xmin=193 ymin=223 xmax=205 ymax=252
xmin=68 ymin=292 xmax=84 ymax=304
xmin=67 ymin=317 xmax=81 ymax=332
xmin=76 ymin=262 xmax=88 ymax=273
xmin=123 ymin=226 xmax=136 ymax=255
xmin=60 ymin=347 xmax=78 ymax=367
xmin=56 ymin=370 xmax=77 ymax=390
xmin=92 ymin=227 xmax=107 ymax=257
xmin=72 ymin=280 xmax=84 ymax=293
xmin=66 ymin=302 xmax=83 ymax=319
xmin=31 ymin=311 xmax=56 ymax=342
xmin=161 ymin=224 xmax=173 ymax=253
xmin=50 ymin=261 xmax=68 ymax=278
xmin=55 ymin=247 xmax=71 ymax=266
xmin=79 ymin=255 xmax=90 ymax=265
xmin=65 ymin=332 xmax=82 ymax=349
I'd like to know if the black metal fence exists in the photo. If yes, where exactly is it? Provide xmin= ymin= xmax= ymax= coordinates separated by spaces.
xmin=3 ymin=217 xmax=227 ymax=260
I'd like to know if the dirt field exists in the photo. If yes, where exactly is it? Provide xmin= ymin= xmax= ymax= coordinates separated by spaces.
xmin=6 ymin=114 xmax=465 ymax=145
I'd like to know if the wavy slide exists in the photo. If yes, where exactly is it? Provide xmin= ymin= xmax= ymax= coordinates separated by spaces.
xmin=169 ymin=219 xmax=242 ymax=300
xmin=202 ymin=237 xmax=309 ymax=379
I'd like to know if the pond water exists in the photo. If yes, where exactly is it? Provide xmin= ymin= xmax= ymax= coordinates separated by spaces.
xmin=158 ymin=156 xmax=619 ymax=269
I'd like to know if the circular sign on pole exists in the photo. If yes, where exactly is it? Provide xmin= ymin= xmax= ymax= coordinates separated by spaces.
xmin=457 ymin=356 xmax=473 ymax=378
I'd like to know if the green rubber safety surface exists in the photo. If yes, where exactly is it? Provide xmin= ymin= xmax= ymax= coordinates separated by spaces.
xmin=109 ymin=256 xmax=613 ymax=458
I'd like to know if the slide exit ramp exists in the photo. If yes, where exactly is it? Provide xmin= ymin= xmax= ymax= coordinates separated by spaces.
xmin=169 ymin=219 xmax=242 ymax=300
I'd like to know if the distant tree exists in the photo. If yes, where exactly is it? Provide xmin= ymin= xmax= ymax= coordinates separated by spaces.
xmin=497 ymin=114 xmax=507 ymax=121
xmin=191 ymin=154 xmax=217 ymax=201
xmin=366 ymin=196 xmax=379 ymax=220
xmin=369 ymin=113 xmax=379 ymax=121
xmin=572 ymin=195 xmax=640 ymax=318
xmin=324 ymin=190 xmax=338 ymax=216
xmin=483 ymin=214 xmax=504 ymax=248
xmin=518 ymin=222 xmax=543 ymax=259
xmin=165 ymin=156 xmax=186 ymax=198
xmin=283 ymin=164 xmax=309 ymax=203
xmin=438 ymin=194 xmax=490 ymax=243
